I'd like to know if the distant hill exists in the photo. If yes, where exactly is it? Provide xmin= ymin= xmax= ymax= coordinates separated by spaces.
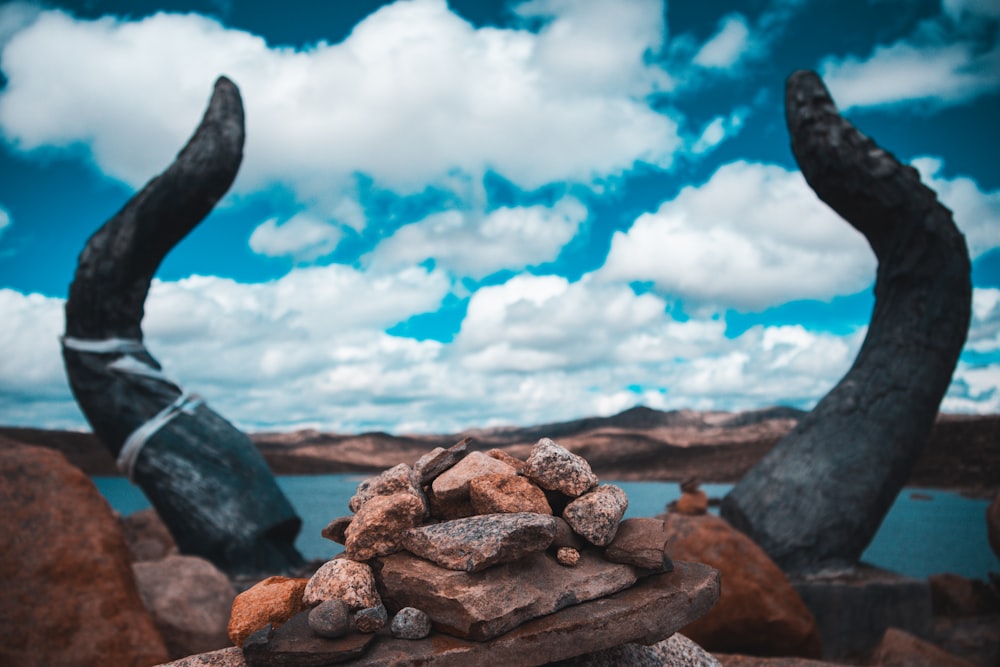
xmin=1 ymin=406 xmax=996 ymax=495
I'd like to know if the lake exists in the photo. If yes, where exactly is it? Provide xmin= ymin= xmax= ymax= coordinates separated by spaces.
xmin=94 ymin=475 xmax=1000 ymax=581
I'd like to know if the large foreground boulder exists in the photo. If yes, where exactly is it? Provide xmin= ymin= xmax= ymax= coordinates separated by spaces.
xmin=0 ymin=440 xmax=169 ymax=666
xmin=661 ymin=511 xmax=822 ymax=657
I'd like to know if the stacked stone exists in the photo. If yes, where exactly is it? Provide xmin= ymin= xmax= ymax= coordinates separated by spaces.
xmin=229 ymin=437 xmax=678 ymax=663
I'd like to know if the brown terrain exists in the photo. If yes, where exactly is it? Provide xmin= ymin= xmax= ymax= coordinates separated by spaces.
xmin=2 ymin=406 xmax=997 ymax=496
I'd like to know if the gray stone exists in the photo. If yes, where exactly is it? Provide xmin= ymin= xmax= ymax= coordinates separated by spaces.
xmin=132 ymin=554 xmax=236 ymax=659
xmin=604 ymin=517 xmax=673 ymax=571
xmin=349 ymin=463 xmax=425 ymax=514
xmin=120 ymin=507 xmax=178 ymax=562
xmin=374 ymin=549 xmax=638 ymax=641
xmin=353 ymin=604 xmax=388 ymax=633
xmin=391 ymin=607 xmax=433 ymax=640
xmin=469 ymin=473 xmax=552 ymax=515
xmin=562 ymin=485 xmax=628 ymax=546
xmin=241 ymin=612 xmax=375 ymax=666
xmin=157 ymin=646 xmax=246 ymax=666
xmin=415 ymin=437 xmax=470 ymax=484
xmin=430 ymin=451 xmax=517 ymax=503
xmin=307 ymin=598 xmax=351 ymax=638
xmin=303 ymin=558 xmax=380 ymax=610
xmin=552 ymin=634 xmax=721 ymax=667
xmin=344 ymin=492 xmax=425 ymax=561
xmin=523 ymin=438 xmax=598 ymax=497
xmin=403 ymin=512 xmax=557 ymax=572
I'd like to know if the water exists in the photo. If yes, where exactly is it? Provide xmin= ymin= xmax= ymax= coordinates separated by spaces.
xmin=94 ymin=476 xmax=1000 ymax=580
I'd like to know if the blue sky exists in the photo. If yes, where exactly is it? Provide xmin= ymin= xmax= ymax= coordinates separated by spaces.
xmin=0 ymin=0 xmax=998 ymax=433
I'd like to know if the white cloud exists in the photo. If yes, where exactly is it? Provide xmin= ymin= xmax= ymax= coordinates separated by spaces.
xmin=597 ymin=161 xmax=875 ymax=311
xmin=0 ymin=204 xmax=9 ymax=237
xmin=249 ymin=213 xmax=343 ymax=262
xmin=689 ymin=109 xmax=746 ymax=155
xmin=910 ymin=157 xmax=1000 ymax=259
xmin=0 ymin=2 xmax=40 ymax=51
xmin=369 ymin=197 xmax=587 ymax=278
xmin=0 ymin=0 xmax=680 ymax=218
xmin=693 ymin=13 xmax=751 ymax=69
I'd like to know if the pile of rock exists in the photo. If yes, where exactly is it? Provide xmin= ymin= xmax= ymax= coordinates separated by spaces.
xmin=226 ymin=437 xmax=720 ymax=665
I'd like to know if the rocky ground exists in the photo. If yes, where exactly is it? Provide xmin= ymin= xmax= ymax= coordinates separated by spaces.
xmin=4 ymin=405 xmax=998 ymax=496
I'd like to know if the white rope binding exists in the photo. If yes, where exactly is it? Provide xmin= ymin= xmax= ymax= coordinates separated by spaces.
xmin=60 ymin=335 xmax=203 ymax=480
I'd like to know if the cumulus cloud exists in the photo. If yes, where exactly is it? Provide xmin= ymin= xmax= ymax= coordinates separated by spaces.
xmin=0 ymin=0 xmax=680 ymax=217
xmin=910 ymin=157 xmax=1000 ymax=259
xmin=689 ymin=109 xmax=747 ymax=155
xmin=692 ymin=13 xmax=751 ymax=69
xmin=249 ymin=213 xmax=343 ymax=262
xmin=596 ymin=161 xmax=875 ymax=311
xmin=369 ymin=197 xmax=587 ymax=278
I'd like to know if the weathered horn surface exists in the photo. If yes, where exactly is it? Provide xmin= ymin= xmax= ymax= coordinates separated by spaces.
xmin=62 ymin=77 xmax=304 ymax=575
xmin=720 ymin=70 xmax=972 ymax=574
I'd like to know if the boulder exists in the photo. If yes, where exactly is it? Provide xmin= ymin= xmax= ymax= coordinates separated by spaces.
xmin=0 ymin=441 xmax=169 ymax=667
xmin=344 ymin=492 xmax=425 ymax=561
xmin=660 ymin=511 xmax=822 ymax=658
xmin=227 ymin=575 xmax=307 ymax=647
xmin=563 ymin=484 xmax=628 ymax=546
xmin=469 ymin=473 xmax=552 ymax=515
xmin=132 ymin=554 xmax=236 ymax=659
xmin=523 ymin=438 xmax=598 ymax=497
xmin=869 ymin=627 xmax=977 ymax=667
xmin=120 ymin=507 xmax=178 ymax=562
xmin=303 ymin=558 xmax=380 ymax=610
xmin=403 ymin=512 xmax=557 ymax=572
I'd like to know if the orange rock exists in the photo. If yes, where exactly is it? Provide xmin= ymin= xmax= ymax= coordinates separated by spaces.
xmin=0 ymin=441 xmax=169 ymax=667
xmin=869 ymin=627 xmax=977 ymax=667
xmin=227 ymin=575 xmax=308 ymax=647
xmin=661 ymin=512 xmax=822 ymax=658
xmin=469 ymin=473 xmax=552 ymax=515
xmin=675 ymin=490 xmax=709 ymax=515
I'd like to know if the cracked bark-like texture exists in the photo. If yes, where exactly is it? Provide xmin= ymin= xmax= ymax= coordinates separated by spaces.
xmin=720 ymin=70 xmax=971 ymax=574
xmin=62 ymin=77 xmax=303 ymax=575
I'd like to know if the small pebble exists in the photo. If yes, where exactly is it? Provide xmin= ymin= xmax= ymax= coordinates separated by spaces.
xmin=353 ymin=604 xmax=388 ymax=633
xmin=556 ymin=546 xmax=580 ymax=567
xmin=391 ymin=607 xmax=432 ymax=639
xmin=307 ymin=598 xmax=351 ymax=638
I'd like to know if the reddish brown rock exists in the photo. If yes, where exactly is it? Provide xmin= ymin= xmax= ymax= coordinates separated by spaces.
xmin=157 ymin=646 xmax=246 ymax=666
xmin=604 ymin=517 xmax=672 ymax=571
xmin=353 ymin=604 xmax=388 ymax=633
xmin=557 ymin=547 xmax=581 ymax=567
xmin=469 ymin=473 xmax=552 ymax=515
xmin=344 ymin=492 xmax=425 ymax=561
xmin=987 ymin=492 xmax=1000 ymax=561
xmin=929 ymin=573 xmax=999 ymax=616
xmin=523 ymin=438 xmax=598 ymax=497
xmin=430 ymin=451 xmax=517 ymax=503
xmin=0 ymin=442 xmax=169 ymax=667
xmin=675 ymin=490 xmax=709 ymax=515
xmin=120 ymin=507 xmax=178 ymax=562
xmin=563 ymin=484 xmax=628 ymax=546
xmin=348 ymin=463 xmax=424 ymax=514
xmin=869 ymin=627 xmax=977 ymax=667
xmin=414 ymin=437 xmax=470 ymax=484
xmin=427 ymin=490 xmax=478 ymax=521
xmin=133 ymin=554 xmax=236 ymax=659
xmin=550 ymin=516 xmax=588 ymax=550
xmin=303 ymin=558 xmax=380 ymax=610
xmin=241 ymin=612 xmax=375 ymax=666
xmin=661 ymin=512 xmax=822 ymax=658
xmin=486 ymin=448 xmax=526 ymax=472
xmin=320 ymin=516 xmax=352 ymax=545
xmin=403 ymin=512 xmax=557 ymax=572
xmin=715 ymin=656 xmax=840 ymax=666
xmin=227 ymin=575 xmax=307 ymax=647
xmin=374 ymin=549 xmax=638 ymax=641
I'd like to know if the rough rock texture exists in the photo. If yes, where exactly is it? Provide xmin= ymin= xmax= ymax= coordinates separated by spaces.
xmin=714 ymin=657 xmax=842 ymax=666
xmin=524 ymin=438 xmax=598 ymax=497
xmin=121 ymin=508 xmax=178 ymax=562
xmin=303 ymin=558 xmax=380 ymax=610
xmin=344 ymin=492 xmax=424 ymax=561
xmin=661 ymin=512 xmax=822 ymax=658
xmin=0 ymin=442 xmax=169 ymax=667
xmin=486 ymin=448 xmax=526 ymax=472
xmin=988 ymin=492 xmax=1000 ymax=560
xmin=391 ymin=607 xmax=433 ymax=640
xmin=557 ymin=547 xmax=581 ymax=566
xmin=320 ymin=516 xmax=351 ymax=545
xmin=554 ymin=633 xmax=721 ymax=666
xmin=869 ymin=627 xmax=977 ymax=667
xmin=241 ymin=612 xmax=376 ymax=666
xmin=721 ymin=70 xmax=972 ymax=575
xmin=227 ymin=576 xmax=307 ymax=647
xmin=353 ymin=604 xmax=388 ymax=633
xmin=374 ymin=549 xmax=637 ymax=641
xmin=430 ymin=451 xmax=517 ymax=502
xmin=414 ymin=438 xmax=470 ymax=484
xmin=348 ymin=463 xmax=424 ymax=513
xmin=307 ymin=598 xmax=351 ymax=638
xmin=156 ymin=646 xmax=246 ymax=667
xmin=403 ymin=512 xmax=557 ymax=572
xmin=563 ymin=485 xmax=628 ymax=546
xmin=133 ymin=554 xmax=236 ymax=660
xmin=469 ymin=473 xmax=552 ymax=515
xmin=604 ymin=517 xmax=673 ymax=570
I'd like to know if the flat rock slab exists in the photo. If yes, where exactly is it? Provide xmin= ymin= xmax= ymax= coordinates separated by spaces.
xmin=243 ymin=561 xmax=718 ymax=667
xmin=243 ymin=612 xmax=375 ymax=666
xmin=375 ymin=549 xmax=638 ymax=641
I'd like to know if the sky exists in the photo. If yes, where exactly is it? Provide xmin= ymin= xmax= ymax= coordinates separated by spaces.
xmin=0 ymin=0 xmax=998 ymax=434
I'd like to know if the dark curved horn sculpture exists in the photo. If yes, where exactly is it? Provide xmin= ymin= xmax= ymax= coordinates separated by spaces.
xmin=720 ymin=71 xmax=972 ymax=574
xmin=62 ymin=77 xmax=304 ymax=575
